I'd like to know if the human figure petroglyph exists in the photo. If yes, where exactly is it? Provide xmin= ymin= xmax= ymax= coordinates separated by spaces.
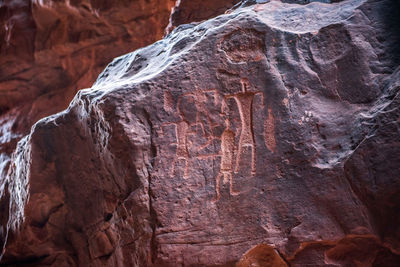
xmin=170 ymin=120 xmax=190 ymax=178
xmin=161 ymin=89 xmax=223 ymax=179
xmin=224 ymin=79 xmax=263 ymax=176
xmin=169 ymin=94 xmax=196 ymax=179
xmin=213 ymin=121 xmax=239 ymax=202
xmin=212 ymin=79 xmax=265 ymax=201
xmin=160 ymin=84 xmax=265 ymax=200
xmin=264 ymin=107 xmax=276 ymax=152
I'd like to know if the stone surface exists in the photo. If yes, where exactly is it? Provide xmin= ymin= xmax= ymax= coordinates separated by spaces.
xmin=1 ymin=0 xmax=400 ymax=266
xmin=288 ymin=234 xmax=400 ymax=266
xmin=166 ymin=0 xmax=240 ymax=33
xmin=237 ymin=244 xmax=288 ymax=266
xmin=0 ymin=0 xmax=175 ymax=180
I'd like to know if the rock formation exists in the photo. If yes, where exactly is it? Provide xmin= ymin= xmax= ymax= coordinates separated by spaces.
xmin=1 ymin=0 xmax=400 ymax=266
xmin=0 ymin=0 xmax=176 ymax=180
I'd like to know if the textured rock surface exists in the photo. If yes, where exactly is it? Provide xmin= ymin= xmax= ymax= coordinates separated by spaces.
xmin=237 ymin=244 xmax=288 ymax=266
xmin=0 ymin=0 xmax=175 ymax=179
xmin=1 ymin=0 xmax=400 ymax=266
xmin=166 ymin=0 xmax=240 ymax=33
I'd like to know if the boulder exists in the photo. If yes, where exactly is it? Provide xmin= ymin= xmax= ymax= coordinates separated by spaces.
xmin=1 ymin=0 xmax=399 ymax=265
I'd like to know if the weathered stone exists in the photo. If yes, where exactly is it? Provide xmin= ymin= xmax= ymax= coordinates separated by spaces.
xmin=237 ymin=244 xmax=287 ymax=267
xmin=288 ymin=234 xmax=400 ymax=266
xmin=0 ymin=0 xmax=399 ymax=265
xmin=0 ymin=0 xmax=176 ymax=180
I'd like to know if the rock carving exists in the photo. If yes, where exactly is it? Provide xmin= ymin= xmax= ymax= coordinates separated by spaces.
xmin=225 ymin=79 xmax=262 ymax=176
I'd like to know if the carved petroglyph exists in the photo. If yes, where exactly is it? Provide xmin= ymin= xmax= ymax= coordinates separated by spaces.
xmin=264 ymin=107 xmax=276 ymax=152
xmin=163 ymin=91 xmax=174 ymax=113
xmin=220 ymin=127 xmax=235 ymax=173
xmin=213 ymin=79 xmax=265 ymax=200
xmin=160 ymin=82 xmax=271 ymax=200
xmin=161 ymin=89 xmax=223 ymax=179
xmin=213 ymin=122 xmax=238 ymax=202
xmin=170 ymin=121 xmax=190 ymax=178
xmin=225 ymin=79 xmax=262 ymax=176
xmin=234 ymin=94 xmax=256 ymax=174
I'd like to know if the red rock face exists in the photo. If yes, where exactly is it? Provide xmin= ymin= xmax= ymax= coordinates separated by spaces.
xmin=1 ymin=0 xmax=400 ymax=266
xmin=0 ymin=0 xmax=175 ymax=179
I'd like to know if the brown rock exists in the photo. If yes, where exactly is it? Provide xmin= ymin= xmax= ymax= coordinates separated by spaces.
xmin=0 ymin=0 xmax=176 ymax=180
xmin=237 ymin=244 xmax=287 ymax=267
xmin=1 ymin=0 xmax=400 ymax=266
xmin=89 ymin=230 xmax=116 ymax=259
xmin=287 ymin=234 xmax=400 ymax=266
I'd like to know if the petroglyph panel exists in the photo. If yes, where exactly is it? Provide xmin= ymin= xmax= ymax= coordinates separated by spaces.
xmin=160 ymin=89 xmax=225 ymax=179
xmin=159 ymin=83 xmax=269 ymax=200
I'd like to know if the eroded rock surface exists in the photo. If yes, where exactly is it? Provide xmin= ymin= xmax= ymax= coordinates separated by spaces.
xmin=1 ymin=0 xmax=400 ymax=266
xmin=0 ymin=0 xmax=176 ymax=180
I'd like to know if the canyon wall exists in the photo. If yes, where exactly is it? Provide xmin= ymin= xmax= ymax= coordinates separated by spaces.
xmin=0 ymin=0 xmax=178 ymax=182
xmin=1 ymin=0 xmax=400 ymax=266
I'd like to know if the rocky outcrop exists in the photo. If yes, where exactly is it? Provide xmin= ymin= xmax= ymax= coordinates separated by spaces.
xmin=287 ymin=234 xmax=400 ymax=266
xmin=1 ymin=0 xmax=400 ymax=266
xmin=237 ymin=244 xmax=288 ymax=266
xmin=0 ymin=0 xmax=176 ymax=180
